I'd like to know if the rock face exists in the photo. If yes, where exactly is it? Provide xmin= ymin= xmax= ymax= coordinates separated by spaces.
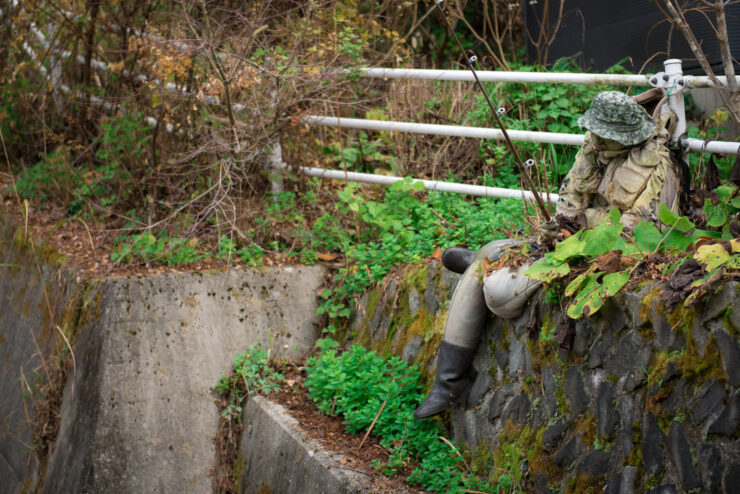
xmin=0 ymin=212 xmax=326 ymax=493
xmin=354 ymin=259 xmax=740 ymax=494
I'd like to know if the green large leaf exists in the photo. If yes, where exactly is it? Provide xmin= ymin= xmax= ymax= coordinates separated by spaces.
xmin=704 ymin=199 xmax=729 ymax=227
xmin=658 ymin=203 xmax=695 ymax=233
xmin=612 ymin=237 xmax=642 ymax=257
xmin=565 ymin=268 xmax=593 ymax=297
xmin=582 ymin=209 xmax=623 ymax=257
xmin=552 ymin=232 xmax=586 ymax=262
xmin=566 ymin=270 xmax=630 ymax=320
xmin=567 ymin=274 xmax=603 ymax=319
xmin=715 ymin=184 xmax=736 ymax=202
xmin=633 ymin=222 xmax=663 ymax=253
xmin=693 ymin=228 xmax=722 ymax=239
xmin=601 ymin=270 xmax=631 ymax=297
xmin=662 ymin=229 xmax=698 ymax=252
xmin=524 ymin=258 xmax=570 ymax=282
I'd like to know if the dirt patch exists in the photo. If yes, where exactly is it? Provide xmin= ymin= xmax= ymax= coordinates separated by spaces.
xmin=0 ymin=175 xmax=318 ymax=280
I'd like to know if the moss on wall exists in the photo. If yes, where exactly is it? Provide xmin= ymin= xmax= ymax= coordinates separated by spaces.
xmin=349 ymin=256 xmax=740 ymax=493
xmin=351 ymin=260 xmax=450 ymax=380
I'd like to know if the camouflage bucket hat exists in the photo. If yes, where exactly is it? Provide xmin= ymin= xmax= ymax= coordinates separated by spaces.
xmin=578 ymin=91 xmax=657 ymax=146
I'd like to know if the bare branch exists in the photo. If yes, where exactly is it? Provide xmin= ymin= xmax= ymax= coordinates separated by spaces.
xmin=710 ymin=0 xmax=738 ymax=93
xmin=661 ymin=0 xmax=739 ymax=123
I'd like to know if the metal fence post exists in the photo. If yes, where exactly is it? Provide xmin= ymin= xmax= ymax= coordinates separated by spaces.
xmin=267 ymin=141 xmax=285 ymax=200
xmin=266 ymin=86 xmax=285 ymax=200
xmin=663 ymin=59 xmax=688 ymax=145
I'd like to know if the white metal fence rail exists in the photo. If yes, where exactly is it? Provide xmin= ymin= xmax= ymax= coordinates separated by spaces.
xmin=300 ymin=166 xmax=560 ymax=202
xmin=355 ymin=67 xmax=734 ymax=88
xmin=303 ymin=116 xmax=739 ymax=155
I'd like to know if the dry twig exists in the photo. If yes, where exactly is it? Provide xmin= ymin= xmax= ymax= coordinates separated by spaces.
xmin=358 ymin=400 xmax=386 ymax=449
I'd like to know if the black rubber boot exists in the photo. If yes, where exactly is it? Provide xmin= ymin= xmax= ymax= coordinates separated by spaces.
xmin=413 ymin=341 xmax=477 ymax=419
xmin=442 ymin=247 xmax=476 ymax=274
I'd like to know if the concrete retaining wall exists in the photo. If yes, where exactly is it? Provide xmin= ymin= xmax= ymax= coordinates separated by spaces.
xmin=239 ymin=396 xmax=384 ymax=494
xmin=42 ymin=266 xmax=326 ymax=493
xmin=0 ymin=213 xmax=329 ymax=493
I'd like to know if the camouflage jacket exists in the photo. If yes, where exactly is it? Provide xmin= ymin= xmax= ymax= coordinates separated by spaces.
xmin=556 ymin=116 xmax=680 ymax=229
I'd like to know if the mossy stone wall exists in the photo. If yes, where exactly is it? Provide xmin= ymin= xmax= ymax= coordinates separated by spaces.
xmin=352 ymin=260 xmax=740 ymax=493
xmin=0 ymin=215 xmax=82 ymax=494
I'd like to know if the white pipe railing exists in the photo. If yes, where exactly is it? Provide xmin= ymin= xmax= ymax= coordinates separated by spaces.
xmin=305 ymin=116 xmax=740 ymax=154
xmin=356 ymin=68 xmax=738 ymax=89
xmin=304 ymin=115 xmax=584 ymax=145
xmin=683 ymin=138 xmax=740 ymax=155
xmin=299 ymin=166 xmax=558 ymax=202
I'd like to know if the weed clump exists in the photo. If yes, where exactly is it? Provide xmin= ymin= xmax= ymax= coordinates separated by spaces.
xmin=212 ymin=345 xmax=284 ymax=493
xmin=304 ymin=338 xmax=506 ymax=493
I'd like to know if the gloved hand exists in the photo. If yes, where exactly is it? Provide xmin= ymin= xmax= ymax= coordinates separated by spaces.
xmin=534 ymin=219 xmax=559 ymax=245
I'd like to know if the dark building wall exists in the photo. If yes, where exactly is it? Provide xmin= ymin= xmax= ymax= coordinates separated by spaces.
xmin=524 ymin=0 xmax=740 ymax=74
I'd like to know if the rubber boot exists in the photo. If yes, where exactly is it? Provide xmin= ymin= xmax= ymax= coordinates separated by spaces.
xmin=415 ymin=239 xmax=517 ymax=420
xmin=442 ymin=246 xmax=476 ymax=274
xmin=413 ymin=341 xmax=477 ymax=419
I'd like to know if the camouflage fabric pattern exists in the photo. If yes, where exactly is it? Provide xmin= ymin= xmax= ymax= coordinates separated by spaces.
xmin=577 ymin=91 xmax=657 ymax=146
xmin=557 ymin=112 xmax=679 ymax=229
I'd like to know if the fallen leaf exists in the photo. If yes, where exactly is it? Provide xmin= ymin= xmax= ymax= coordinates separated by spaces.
xmin=595 ymin=251 xmax=621 ymax=273
xmin=317 ymin=252 xmax=338 ymax=261
xmin=490 ymin=260 xmax=505 ymax=270
xmin=431 ymin=246 xmax=443 ymax=261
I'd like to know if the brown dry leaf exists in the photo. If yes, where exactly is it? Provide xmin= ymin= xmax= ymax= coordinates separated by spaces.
xmin=431 ymin=246 xmax=443 ymax=261
xmin=317 ymin=252 xmax=338 ymax=261
xmin=560 ymin=229 xmax=572 ymax=238
xmin=484 ymin=257 xmax=507 ymax=276
xmin=595 ymin=251 xmax=622 ymax=273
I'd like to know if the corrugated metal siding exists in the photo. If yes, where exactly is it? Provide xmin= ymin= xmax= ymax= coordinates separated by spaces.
xmin=524 ymin=0 xmax=739 ymax=74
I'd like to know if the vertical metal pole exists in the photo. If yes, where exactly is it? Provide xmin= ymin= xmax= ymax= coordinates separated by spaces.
xmin=267 ymin=141 xmax=285 ymax=200
xmin=266 ymin=86 xmax=284 ymax=200
xmin=48 ymin=24 xmax=63 ymax=112
xmin=664 ymin=59 xmax=687 ymax=144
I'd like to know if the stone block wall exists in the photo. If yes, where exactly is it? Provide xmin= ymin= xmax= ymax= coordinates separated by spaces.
xmin=352 ymin=260 xmax=740 ymax=493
